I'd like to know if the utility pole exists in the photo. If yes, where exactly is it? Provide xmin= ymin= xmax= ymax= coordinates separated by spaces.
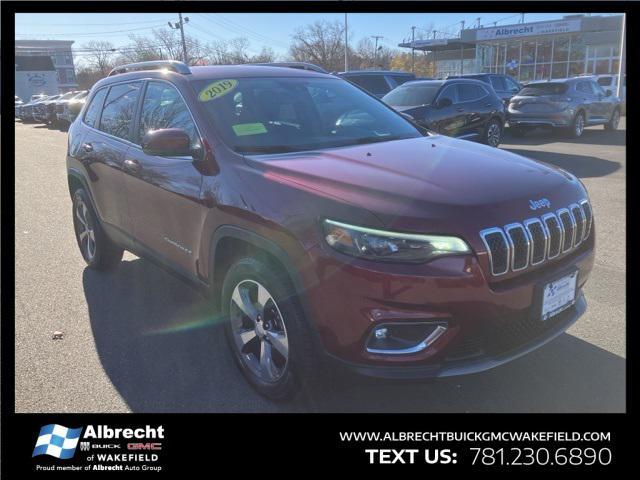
xmin=476 ymin=17 xmax=481 ymax=29
xmin=344 ymin=13 xmax=349 ymax=72
xmin=460 ymin=20 xmax=465 ymax=75
xmin=520 ymin=13 xmax=525 ymax=24
xmin=168 ymin=13 xmax=190 ymax=64
xmin=411 ymin=26 xmax=416 ymax=73
xmin=371 ymin=35 xmax=383 ymax=67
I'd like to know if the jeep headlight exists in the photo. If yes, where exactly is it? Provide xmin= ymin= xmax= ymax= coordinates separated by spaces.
xmin=322 ymin=219 xmax=471 ymax=263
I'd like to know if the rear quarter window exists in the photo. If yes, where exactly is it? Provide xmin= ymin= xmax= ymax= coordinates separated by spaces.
xmin=98 ymin=82 xmax=142 ymax=141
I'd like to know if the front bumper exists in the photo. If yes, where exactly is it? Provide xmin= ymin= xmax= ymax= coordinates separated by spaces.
xmin=328 ymin=293 xmax=585 ymax=379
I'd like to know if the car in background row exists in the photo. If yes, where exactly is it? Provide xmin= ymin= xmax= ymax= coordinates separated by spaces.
xmin=56 ymin=90 xmax=89 ymax=126
xmin=18 ymin=94 xmax=50 ymax=122
xmin=33 ymin=94 xmax=62 ymax=123
xmin=338 ymin=70 xmax=416 ymax=98
xmin=15 ymin=96 xmax=24 ymax=117
xmin=447 ymin=73 xmax=522 ymax=104
xmin=507 ymin=77 xmax=621 ymax=138
xmin=382 ymin=78 xmax=506 ymax=147
xmin=594 ymin=74 xmax=625 ymax=114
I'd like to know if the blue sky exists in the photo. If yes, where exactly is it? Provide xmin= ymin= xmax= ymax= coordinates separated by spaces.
xmin=16 ymin=12 xmax=601 ymax=59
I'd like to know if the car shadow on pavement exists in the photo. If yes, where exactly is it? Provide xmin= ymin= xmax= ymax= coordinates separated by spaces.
xmin=503 ymin=127 xmax=625 ymax=147
xmin=83 ymin=257 xmax=625 ymax=414
xmin=504 ymin=148 xmax=620 ymax=179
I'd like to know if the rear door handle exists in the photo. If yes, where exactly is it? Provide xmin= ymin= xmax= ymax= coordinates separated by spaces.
xmin=456 ymin=107 xmax=465 ymax=112
xmin=82 ymin=142 xmax=93 ymax=152
xmin=123 ymin=158 xmax=141 ymax=174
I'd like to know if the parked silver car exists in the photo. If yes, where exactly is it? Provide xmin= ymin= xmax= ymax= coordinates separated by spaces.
xmin=508 ymin=76 xmax=621 ymax=138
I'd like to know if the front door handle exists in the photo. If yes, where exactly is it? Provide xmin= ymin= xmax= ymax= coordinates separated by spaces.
xmin=123 ymin=158 xmax=141 ymax=174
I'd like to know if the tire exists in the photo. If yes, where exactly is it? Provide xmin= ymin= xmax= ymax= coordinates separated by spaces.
xmin=605 ymin=108 xmax=620 ymax=131
xmin=567 ymin=111 xmax=585 ymax=138
xmin=484 ymin=119 xmax=503 ymax=147
xmin=221 ymin=256 xmax=323 ymax=401
xmin=72 ymin=188 xmax=123 ymax=270
xmin=510 ymin=126 xmax=527 ymax=137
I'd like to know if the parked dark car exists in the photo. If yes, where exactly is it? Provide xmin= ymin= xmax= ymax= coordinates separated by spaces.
xmin=63 ymin=91 xmax=89 ymax=125
xmin=34 ymin=94 xmax=72 ymax=124
xmin=56 ymin=90 xmax=88 ymax=126
xmin=67 ymin=61 xmax=594 ymax=400
xmin=447 ymin=73 xmax=522 ymax=104
xmin=19 ymin=95 xmax=50 ymax=122
xmin=508 ymin=77 xmax=621 ymax=137
xmin=382 ymin=78 xmax=506 ymax=147
xmin=338 ymin=70 xmax=416 ymax=97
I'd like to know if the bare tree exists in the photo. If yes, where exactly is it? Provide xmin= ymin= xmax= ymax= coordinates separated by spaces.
xmin=354 ymin=37 xmax=395 ymax=70
xmin=289 ymin=20 xmax=348 ymax=72
xmin=80 ymin=40 xmax=116 ymax=76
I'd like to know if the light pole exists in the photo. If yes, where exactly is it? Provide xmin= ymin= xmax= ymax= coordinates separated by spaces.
xmin=617 ymin=13 xmax=625 ymax=99
xmin=411 ymin=26 xmax=416 ymax=73
xmin=168 ymin=13 xmax=190 ymax=64
xmin=344 ymin=13 xmax=348 ymax=72
xmin=371 ymin=35 xmax=383 ymax=67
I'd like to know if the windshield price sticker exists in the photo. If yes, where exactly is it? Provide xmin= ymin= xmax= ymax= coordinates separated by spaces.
xmin=198 ymin=79 xmax=238 ymax=102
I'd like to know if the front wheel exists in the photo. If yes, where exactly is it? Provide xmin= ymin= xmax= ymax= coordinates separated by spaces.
xmin=605 ymin=108 xmax=620 ymax=131
xmin=567 ymin=112 xmax=585 ymax=138
xmin=484 ymin=119 xmax=503 ymax=147
xmin=222 ymin=257 xmax=323 ymax=400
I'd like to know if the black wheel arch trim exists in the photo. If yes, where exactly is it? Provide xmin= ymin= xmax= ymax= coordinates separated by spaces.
xmin=208 ymin=225 xmax=326 ymax=351
xmin=67 ymin=168 xmax=100 ymax=220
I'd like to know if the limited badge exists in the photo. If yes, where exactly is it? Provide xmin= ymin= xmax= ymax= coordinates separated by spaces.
xmin=198 ymin=79 xmax=238 ymax=102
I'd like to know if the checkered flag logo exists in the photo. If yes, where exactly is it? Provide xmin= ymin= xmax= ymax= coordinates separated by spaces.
xmin=32 ymin=424 xmax=83 ymax=459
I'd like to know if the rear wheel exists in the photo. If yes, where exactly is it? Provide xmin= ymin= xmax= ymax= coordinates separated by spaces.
xmin=222 ymin=257 xmax=323 ymax=401
xmin=605 ymin=108 xmax=620 ymax=131
xmin=72 ymin=189 xmax=123 ymax=270
xmin=484 ymin=119 xmax=503 ymax=147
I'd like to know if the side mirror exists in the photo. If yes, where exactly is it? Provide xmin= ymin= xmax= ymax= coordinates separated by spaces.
xmin=436 ymin=97 xmax=452 ymax=109
xmin=142 ymin=128 xmax=192 ymax=157
xmin=605 ymin=89 xmax=613 ymax=97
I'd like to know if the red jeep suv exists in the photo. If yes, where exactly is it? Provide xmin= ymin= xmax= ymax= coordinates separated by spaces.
xmin=67 ymin=61 xmax=595 ymax=399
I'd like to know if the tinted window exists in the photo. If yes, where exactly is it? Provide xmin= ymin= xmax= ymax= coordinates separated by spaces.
xmin=346 ymin=75 xmax=390 ymax=95
xmin=438 ymin=85 xmax=457 ymax=103
xmin=591 ymin=81 xmax=606 ymax=96
xmin=489 ymin=76 xmax=507 ymax=91
xmin=519 ymin=83 xmax=569 ymax=96
xmin=83 ymin=88 xmax=107 ymax=128
xmin=505 ymin=77 xmax=521 ymax=93
xmin=99 ymin=82 xmax=141 ymax=140
xmin=457 ymin=83 xmax=486 ymax=102
xmin=194 ymin=77 xmax=420 ymax=154
xmin=597 ymin=76 xmax=612 ymax=87
xmin=139 ymin=81 xmax=198 ymax=146
xmin=382 ymin=83 xmax=442 ymax=107
xmin=576 ymin=81 xmax=594 ymax=94
xmin=389 ymin=75 xmax=414 ymax=87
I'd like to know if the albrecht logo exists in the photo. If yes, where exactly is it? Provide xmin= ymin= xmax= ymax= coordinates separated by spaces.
xmin=32 ymin=425 xmax=83 ymax=459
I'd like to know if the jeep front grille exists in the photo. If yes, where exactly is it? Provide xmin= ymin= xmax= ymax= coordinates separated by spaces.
xmin=480 ymin=200 xmax=592 ymax=276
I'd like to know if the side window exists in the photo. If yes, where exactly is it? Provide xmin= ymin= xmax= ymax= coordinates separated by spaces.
xmin=99 ymin=82 xmax=142 ymax=141
xmin=490 ymin=76 xmax=507 ymax=91
xmin=390 ymin=75 xmax=413 ymax=87
xmin=457 ymin=83 xmax=486 ymax=102
xmin=346 ymin=75 xmax=390 ymax=95
xmin=83 ymin=88 xmax=107 ymax=128
xmin=590 ymin=81 xmax=605 ymax=96
xmin=576 ymin=82 xmax=592 ymax=94
xmin=505 ymin=77 xmax=521 ymax=93
xmin=139 ymin=81 xmax=199 ymax=147
xmin=438 ymin=85 xmax=457 ymax=104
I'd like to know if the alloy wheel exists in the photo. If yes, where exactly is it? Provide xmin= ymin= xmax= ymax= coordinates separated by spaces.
xmin=487 ymin=123 xmax=501 ymax=147
xmin=575 ymin=114 xmax=584 ymax=137
xmin=75 ymin=199 xmax=96 ymax=261
xmin=229 ymin=279 xmax=289 ymax=383
xmin=611 ymin=110 xmax=620 ymax=129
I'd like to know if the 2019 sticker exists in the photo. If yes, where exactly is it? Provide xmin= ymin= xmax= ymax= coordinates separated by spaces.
xmin=232 ymin=123 xmax=268 ymax=136
xmin=198 ymin=79 xmax=238 ymax=102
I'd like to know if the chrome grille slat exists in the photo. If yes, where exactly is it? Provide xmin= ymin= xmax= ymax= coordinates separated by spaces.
xmin=480 ymin=200 xmax=592 ymax=276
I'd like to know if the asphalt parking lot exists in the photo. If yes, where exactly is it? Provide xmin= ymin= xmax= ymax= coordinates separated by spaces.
xmin=14 ymin=119 xmax=625 ymax=413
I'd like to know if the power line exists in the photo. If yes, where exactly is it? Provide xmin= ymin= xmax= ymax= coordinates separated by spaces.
xmin=15 ymin=24 xmax=168 ymax=37
xmin=204 ymin=14 xmax=290 ymax=49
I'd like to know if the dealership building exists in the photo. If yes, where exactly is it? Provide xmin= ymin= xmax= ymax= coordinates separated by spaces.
xmin=15 ymin=39 xmax=79 ymax=92
xmin=400 ymin=14 xmax=624 ymax=83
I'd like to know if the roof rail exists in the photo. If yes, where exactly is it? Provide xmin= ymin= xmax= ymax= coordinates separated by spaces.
xmin=108 ymin=60 xmax=191 ymax=77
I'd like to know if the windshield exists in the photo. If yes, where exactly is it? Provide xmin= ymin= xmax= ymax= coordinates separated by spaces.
xmin=193 ymin=77 xmax=421 ymax=154
xmin=519 ymin=83 xmax=568 ymax=96
xmin=382 ymin=83 xmax=441 ymax=107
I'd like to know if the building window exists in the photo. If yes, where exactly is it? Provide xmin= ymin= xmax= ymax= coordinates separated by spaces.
xmin=552 ymin=62 xmax=569 ymax=79
xmin=519 ymin=65 xmax=534 ymax=83
xmin=64 ymin=53 xmax=73 ymax=64
xmin=553 ymin=36 xmax=570 ymax=63
xmin=67 ymin=69 xmax=76 ymax=83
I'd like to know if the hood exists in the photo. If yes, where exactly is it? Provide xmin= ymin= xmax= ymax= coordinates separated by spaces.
xmin=244 ymin=135 xmax=585 ymax=229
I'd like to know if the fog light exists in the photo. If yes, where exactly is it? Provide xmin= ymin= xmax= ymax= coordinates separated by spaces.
xmin=374 ymin=327 xmax=388 ymax=339
xmin=366 ymin=322 xmax=447 ymax=355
